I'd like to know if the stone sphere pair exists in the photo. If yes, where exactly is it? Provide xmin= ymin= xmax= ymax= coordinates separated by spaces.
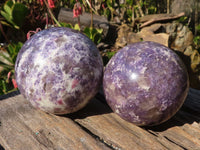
xmin=15 ymin=27 xmax=189 ymax=126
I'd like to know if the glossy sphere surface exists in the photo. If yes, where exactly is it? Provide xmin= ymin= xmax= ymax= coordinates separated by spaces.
xmin=15 ymin=27 xmax=103 ymax=114
xmin=103 ymin=41 xmax=189 ymax=126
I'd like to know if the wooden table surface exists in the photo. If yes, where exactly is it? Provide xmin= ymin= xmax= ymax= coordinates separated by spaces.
xmin=0 ymin=88 xmax=200 ymax=150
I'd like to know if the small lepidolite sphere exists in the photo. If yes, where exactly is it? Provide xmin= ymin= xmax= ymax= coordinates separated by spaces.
xmin=103 ymin=41 xmax=189 ymax=126
xmin=15 ymin=27 xmax=103 ymax=114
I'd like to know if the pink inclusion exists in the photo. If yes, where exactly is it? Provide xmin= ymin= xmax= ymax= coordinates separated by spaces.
xmin=57 ymin=99 xmax=64 ymax=105
xmin=71 ymin=79 xmax=79 ymax=89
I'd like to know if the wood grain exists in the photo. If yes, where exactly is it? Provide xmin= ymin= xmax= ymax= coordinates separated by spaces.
xmin=0 ymin=88 xmax=200 ymax=150
xmin=0 ymin=95 xmax=111 ymax=150
xmin=69 ymin=88 xmax=200 ymax=150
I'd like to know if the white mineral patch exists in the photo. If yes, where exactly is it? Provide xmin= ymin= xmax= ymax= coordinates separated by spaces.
xmin=34 ymin=53 xmax=48 ymax=71
xmin=137 ymin=76 xmax=150 ymax=91
xmin=130 ymin=72 xmax=138 ymax=80
xmin=128 ymin=111 xmax=140 ymax=122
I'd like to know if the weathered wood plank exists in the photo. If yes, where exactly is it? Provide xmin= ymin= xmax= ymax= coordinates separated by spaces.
xmin=0 ymin=88 xmax=200 ymax=150
xmin=58 ymin=8 xmax=109 ymax=37
xmin=0 ymin=95 xmax=111 ymax=150
xmin=68 ymin=88 xmax=200 ymax=150
xmin=68 ymin=99 xmax=180 ymax=150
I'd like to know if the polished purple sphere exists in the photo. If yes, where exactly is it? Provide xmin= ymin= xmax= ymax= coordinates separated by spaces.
xmin=103 ymin=41 xmax=189 ymax=126
xmin=15 ymin=27 xmax=103 ymax=114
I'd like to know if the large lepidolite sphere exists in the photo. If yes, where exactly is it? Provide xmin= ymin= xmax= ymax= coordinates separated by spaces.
xmin=15 ymin=27 xmax=103 ymax=114
xmin=103 ymin=41 xmax=189 ymax=126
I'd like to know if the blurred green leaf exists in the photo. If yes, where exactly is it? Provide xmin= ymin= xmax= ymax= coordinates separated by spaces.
xmin=8 ymin=42 xmax=23 ymax=63
xmin=60 ymin=22 xmax=73 ymax=28
xmin=0 ymin=61 xmax=13 ymax=70
xmin=94 ymin=33 xmax=102 ymax=44
xmin=74 ymin=24 xmax=80 ymax=31
xmin=106 ymin=51 xmax=117 ymax=60
xmin=0 ymin=20 xmax=13 ymax=28
xmin=0 ymin=1 xmax=28 ymax=29
xmin=83 ymin=27 xmax=90 ymax=37
xmin=177 ymin=16 xmax=188 ymax=23
xmin=4 ymin=1 xmax=13 ymax=16
xmin=0 ymin=10 xmax=14 ymax=26
xmin=0 ymin=53 xmax=13 ymax=64
xmin=83 ymin=27 xmax=103 ymax=44
xmin=196 ymin=24 xmax=200 ymax=32
xmin=12 ymin=3 xmax=28 ymax=28
xmin=126 ymin=0 xmax=133 ymax=5
xmin=0 ymin=42 xmax=22 ymax=71
xmin=1 ymin=80 xmax=7 ymax=94
xmin=4 ymin=0 xmax=14 ymax=9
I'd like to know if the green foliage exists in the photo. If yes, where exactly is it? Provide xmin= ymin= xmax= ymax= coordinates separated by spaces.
xmin=196 ymin=24 xmax=200 ymax=31
xmin=0 ymin=42 xmax=23 ymax=77
xmin=0 ymin=72 xmax=17 ymax=95
xmin=0 ymin=0 xmax=28 ymax=29
xmin=102 ymin=51 xmax=117 ymax=66
xmin=126 ymin=8 xmax=133 ymax=22
xmin=177 ymin=16 xmax=188 ymax=24
xmin=106 ymin=51 xmax=117 ymax=60
xmin=0 ymin=42 xmax=23 ymax=68
xmin=60 ymin=22 xmax=73 ymax=28
xmin=83 ymin=27 xmax=103 ymax=44
xmin=126 ymin=0 xmax=134 ymax=6
xmin=194 ymin=24 xmax=200 ymax=53
xmin=194 ymin=36 xmax=200 ymax=48
xmin=60 ymin=22 xmax=81 ymax=30
xmin=0 ymin=42 xmax=22 ymax=95
xmin=60 ymin=22 xmax=103 ymax=44
xmin=147 ymin=5 xmax=157 ymax=14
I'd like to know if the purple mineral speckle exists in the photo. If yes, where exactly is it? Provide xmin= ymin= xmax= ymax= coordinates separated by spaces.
xmin=103 ymin=41 xmax=189 ymax=126
xmin=15 ymin=27 xmax=103 ymax=114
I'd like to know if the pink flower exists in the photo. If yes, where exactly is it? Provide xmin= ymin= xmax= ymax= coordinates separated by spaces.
xmin=38 ymin=0 xmax=44 ymax=5
xmin=73 ymin=1 xmax=82 ymax=18
xmin=12 ymin=79 xmax=18 ymax=89
xmin=6 ymin=71 xmax=18 ymax=89
xmin=48 ymin=0 xmax=55 ymax=8
xmin=27 ymin=28 xmax=41 ymax=40
xmin=102 ymin=3 xmax=106 ymax=9
xmin=38 ymin=0 xmax=55 ymax=8
xmin=7 ymin=72 xmax=11 ymax=81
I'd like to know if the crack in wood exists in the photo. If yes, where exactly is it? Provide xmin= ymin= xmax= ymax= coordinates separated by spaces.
xmin=146 ymin=130 xmax=159 ymax=137
xmin=164 ymin=136 xmax=187 ymax=150
xmin=1 ymin=89 xmax=200 ymax=149
xmin=74 ymin=121 xmax=118 ymax=150
xmin=33 ymin=129 xmax=55 ymax=149
xmin=17 ymin=117 xmax=55 ymax=149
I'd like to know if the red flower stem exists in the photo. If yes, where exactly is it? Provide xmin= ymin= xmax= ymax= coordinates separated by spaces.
xmin=43 ymin=0 xmax=61 ymax=27
xmin=78 ymin=16 xmax=81 ymax=29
